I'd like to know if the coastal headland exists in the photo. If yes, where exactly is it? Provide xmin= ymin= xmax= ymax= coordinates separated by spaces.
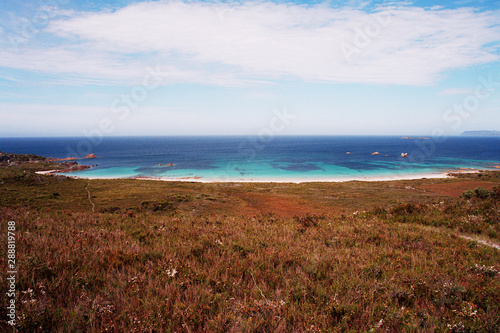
xmin=0 ymin=152 xmax=499 ymax=332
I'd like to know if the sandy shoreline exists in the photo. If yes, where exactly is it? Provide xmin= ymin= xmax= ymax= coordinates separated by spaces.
xmin=35 ymin=170 xmax=60 ymax=175
xmin=45 ymin=167 xmax=493 ymax=183
xmin=56 ymin=171 xmax=463 ymax=183
xmin=133 ymin=171 xmax=457 ymax=183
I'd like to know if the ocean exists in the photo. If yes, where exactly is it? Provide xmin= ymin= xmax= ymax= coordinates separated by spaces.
xmin=1 ymin=136 xmax=499 ymax=182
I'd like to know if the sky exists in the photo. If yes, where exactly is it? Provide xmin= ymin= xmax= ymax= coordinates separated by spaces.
xmin=0 ymin=0 xmax=499 ymax=137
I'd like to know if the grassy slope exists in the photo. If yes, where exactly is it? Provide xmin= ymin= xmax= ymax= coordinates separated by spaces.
xmin=0 ymin=158 xmax=499 ymax=332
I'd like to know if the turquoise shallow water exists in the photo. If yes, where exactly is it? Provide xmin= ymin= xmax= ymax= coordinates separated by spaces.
xmin=1 ymin=136 xmax=499 ymax=181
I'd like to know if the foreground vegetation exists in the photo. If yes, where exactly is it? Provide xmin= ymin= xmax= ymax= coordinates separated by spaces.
xmin=0 ymin=155 xmax=499 ymax=332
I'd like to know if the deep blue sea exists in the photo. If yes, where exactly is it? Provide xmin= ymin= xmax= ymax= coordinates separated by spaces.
xmin=1 ymin=136 xmax=499 ymax=182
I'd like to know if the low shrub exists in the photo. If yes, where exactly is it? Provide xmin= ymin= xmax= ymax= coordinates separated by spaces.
xmin=462 ymin=187 xmax=492 ymax=199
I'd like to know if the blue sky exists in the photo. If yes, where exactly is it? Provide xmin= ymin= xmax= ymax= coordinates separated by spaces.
xmin=0 ymin=0 xmax=499 ymax=137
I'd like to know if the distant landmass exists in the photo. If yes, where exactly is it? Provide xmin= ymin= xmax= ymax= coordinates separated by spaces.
xmin=461 ymin=130 xmax=500 ymax=136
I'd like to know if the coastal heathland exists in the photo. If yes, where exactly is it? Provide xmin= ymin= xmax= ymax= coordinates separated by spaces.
xmin=0 ymin=154 xmax=499 ymax=332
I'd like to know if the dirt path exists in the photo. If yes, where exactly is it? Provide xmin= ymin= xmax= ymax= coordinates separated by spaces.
xmin=85 ymin=182 xmax=95 ymax=212
xmin=399 ymin=223 xmax=500 ymax=251
xmin=458 ymin=235 xmax=500 ymax=250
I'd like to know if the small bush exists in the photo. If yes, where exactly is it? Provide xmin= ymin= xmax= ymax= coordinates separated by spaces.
xmin=371 ymin=206 xmax=387 ymax=217
xmin=492 ymin=185 xmax=500 ymax=199
xmin=462 ymin=187 xmax=492 ymax=199
xmin=391 ymin=203 xmax=420 ymax=215
xmin=392 ymin=289 xmax=414 ymax=306
xmin=293 ymin=214 xmax=324 ymax=230
xmin=462 ymin=189 xmax=475 ymax=199
xmin=170 ymin=194 xmax=194 ymax=202
xmin=475 ymin=187 xmax=492 ymax=199
xmin=100 ymin=206 xmax=121 ymax=214
xmin=140 ymin=200 xmax=175 ymax=212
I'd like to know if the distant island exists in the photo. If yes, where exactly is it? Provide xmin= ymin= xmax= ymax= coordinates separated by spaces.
xmin=401 ymin=136 xmax=430 ymax=140
xmin=461 ymin=130 xmax=500 ymax=136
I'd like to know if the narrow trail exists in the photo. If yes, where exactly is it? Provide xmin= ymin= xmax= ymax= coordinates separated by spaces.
xmin=399 ymin=223 xmax=500 ymax=251
xmin=458 ymin=235 xmax=500 ymax=250
xmin=85 ymin=181 xmax=95 ymax=212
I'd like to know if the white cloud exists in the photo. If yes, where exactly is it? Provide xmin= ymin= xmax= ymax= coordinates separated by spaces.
xmin=438 ymin=87 xmax=476 ymax=95
xmin=1 ymin=1 xmax=499 ymax=86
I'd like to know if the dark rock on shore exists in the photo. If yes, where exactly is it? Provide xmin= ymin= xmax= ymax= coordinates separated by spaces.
xmin=57 ymin=161 xmax=92 ymax=173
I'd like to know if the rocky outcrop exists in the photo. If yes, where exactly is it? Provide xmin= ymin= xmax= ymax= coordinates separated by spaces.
xmin=48 ymin=157 xmax=78 ymax=162
xmin=57 ymin=161 xmax=97 ymax=173
xmin=0 ymin=151 xmax=97 ymax=175
xmin=48 ymin=154 xmax=96 ymax=161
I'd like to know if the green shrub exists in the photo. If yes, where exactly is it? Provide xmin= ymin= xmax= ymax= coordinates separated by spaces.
xmin=461 ymin=187 xmax=492 ymax=199
xmin=492 ymin=185 xmax=500 ymax=199
xmin=475 ymin=187 xmax=492 ymax=199
xmin=140 ymin=200 xmax=175 ymax=212
xmin=391 ymin=203 xmax=420 ymax=215
xmin=100 ymin=206 xmax=121 ymax=213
